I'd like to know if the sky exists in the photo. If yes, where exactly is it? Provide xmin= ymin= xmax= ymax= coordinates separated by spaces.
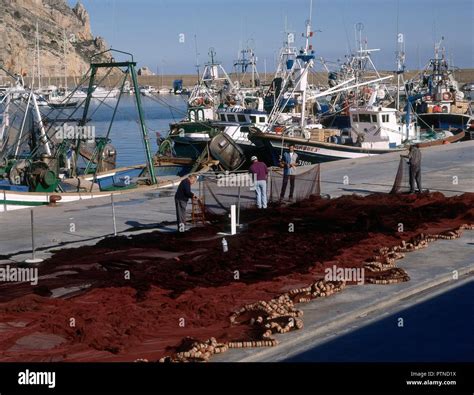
xmin=67 ymin=0 xmax=473 ymax=74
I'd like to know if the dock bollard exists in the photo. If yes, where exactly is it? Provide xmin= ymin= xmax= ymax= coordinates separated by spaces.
xmin=111 ymin=194 xmax=117 ymax=236
xmin=25 ymin=209 xmax=43 ymax=264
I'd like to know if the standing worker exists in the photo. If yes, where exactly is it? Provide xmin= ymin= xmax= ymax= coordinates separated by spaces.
xmin=404 ymin=144 xmax=422 ymax=193
xmin=175 ymin=174 xmax=198 ymax=230
xmin=249 ymin=155 xmax=268 ymax=209
xmin=280 ymin=144 xmax=298 ymax=201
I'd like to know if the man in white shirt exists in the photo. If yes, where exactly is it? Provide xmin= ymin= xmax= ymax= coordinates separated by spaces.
xmin=280 ymin=144 xmax=298 ymax=201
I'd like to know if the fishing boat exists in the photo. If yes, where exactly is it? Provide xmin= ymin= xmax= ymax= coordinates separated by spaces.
xmin=246 ymin=8 xmax=464 ymax=166
xmin=140 ymin=86 xmax=157 ymax=96
xmin=0 ymin=52 xmax=216 ymax=212
xmin=157 ymin=48 xmax=257 ymax=161
xmin=248 ymin=105 xmax=463 ymax=165
xmin=406 ymin=38 xmax=473 ymax=138
xmin=90 ymin=86 xmax=120 ymax=99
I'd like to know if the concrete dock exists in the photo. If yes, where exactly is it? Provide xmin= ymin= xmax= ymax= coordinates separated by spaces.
xmin=212 ymin=232 xmax=473 ymax=361
xmin=0 ymin=141 xmax=472 ymax=362
xmin=1 ymin=141 xmax=472 ymax=261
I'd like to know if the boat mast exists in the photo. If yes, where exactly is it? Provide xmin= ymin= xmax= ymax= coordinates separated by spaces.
xmin=63 ymin=29 xmax=67 ymax=90
xmin=396 ymin=32 xmax=405 ymax=111
xmin=35 ymin=21 xmax=42 ymax=90
xmin=299 ymin=0 xmax=313 ymax=129
xmin=194 ymin=34 xmax=200 ymax=83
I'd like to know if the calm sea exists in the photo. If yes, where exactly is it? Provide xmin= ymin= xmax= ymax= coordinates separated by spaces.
xmin=40 ymin=94 xmax=188 ymax=167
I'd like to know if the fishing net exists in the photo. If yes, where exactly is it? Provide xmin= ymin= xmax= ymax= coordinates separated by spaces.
xmin=389 ymin=156 xmax=411 ymax=194
xmin=268 ymin=164 xmax=321 ymax=202
xmin=198 ymin=164 xmax=321 ymax=217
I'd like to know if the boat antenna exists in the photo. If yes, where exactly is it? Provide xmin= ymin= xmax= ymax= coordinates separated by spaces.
xmin=194 ymin=34 xmax=200 ymax=83
xmin=395 ymin=0 xmax=405 ymax=111
xmin=305 ymin=0 xmax=313 ymax=52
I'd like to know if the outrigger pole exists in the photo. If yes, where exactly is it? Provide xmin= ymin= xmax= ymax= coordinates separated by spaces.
xmin=78 ymin=49 xmax=157 ymax=184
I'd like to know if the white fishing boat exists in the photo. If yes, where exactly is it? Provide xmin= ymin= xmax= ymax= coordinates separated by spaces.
xmin=90 ymin=86 xmax=120 ymax=99
xmin=246 ymin=3 xmax=462 ymax=165
xmin=157 ymin=87 xmax=171 ymax=94
xmin=140 ymin=85 xmax=157 ymax=96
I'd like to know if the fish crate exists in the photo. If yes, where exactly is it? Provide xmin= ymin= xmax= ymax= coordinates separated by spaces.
xmin=309 ymin=128 xmax=339 ymax=142
xmin=310 ymin=129 xmax=326 ymax=142
xmin=451 ymin=101 xmax=470 ymax=114
xmin=324 ymin=129 xmax=339 ymax=139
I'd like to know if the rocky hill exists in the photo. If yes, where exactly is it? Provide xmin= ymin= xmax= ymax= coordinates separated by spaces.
xmin=0 ymin=0 xmax=111 ymax=78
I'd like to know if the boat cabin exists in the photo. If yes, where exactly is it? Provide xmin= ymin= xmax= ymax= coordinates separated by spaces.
xmin=349 ymin=106 xmax=417 ymax=147
xmin=217 ymin=107 xmax=268 ymax=128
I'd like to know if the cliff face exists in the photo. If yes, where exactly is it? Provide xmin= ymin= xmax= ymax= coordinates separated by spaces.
xmin=0 ymin=0 xmax=110 ymax=78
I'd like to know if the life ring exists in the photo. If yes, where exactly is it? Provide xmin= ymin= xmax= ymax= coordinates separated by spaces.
xmin=274 ymin=126 xmax=285 ymax=134
xmin=192 ymin=97 xmax=204 ymax=106
xmin=442 ymin=92 xmax=452 ymax=101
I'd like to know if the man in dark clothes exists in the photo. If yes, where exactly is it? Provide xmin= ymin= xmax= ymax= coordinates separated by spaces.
xmin=175 ymin=174 xmax=197 ymax=230
xmin=405 ymin=144 xmax=422 ymax=193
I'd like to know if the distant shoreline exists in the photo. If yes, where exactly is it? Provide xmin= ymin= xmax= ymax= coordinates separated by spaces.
xmin=3 ymin=69 xmax=473 ymax=89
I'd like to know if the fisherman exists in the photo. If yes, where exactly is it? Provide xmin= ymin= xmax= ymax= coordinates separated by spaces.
xmin=404 ymin=144 xmax=422 ymax=193
xmin=280 ymin=144 xmax=298 ymax=201
xmin=174 ymin=174 xmax=198 ymax=230
xmin=249 ymin=155 xmax=268 ymax=209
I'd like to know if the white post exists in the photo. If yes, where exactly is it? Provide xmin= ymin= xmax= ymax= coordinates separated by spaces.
xmin=25 ymin=209 xmax=43 ymax=263
xmin=111 ymin=194 xmax=117 ymax=236
xmin=230 ymin=204 xmax=236 ymax=235
xmin=237 ymin=186 xmax=241 ymax=226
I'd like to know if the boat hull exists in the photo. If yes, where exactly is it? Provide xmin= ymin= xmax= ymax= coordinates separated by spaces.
xmin=0 ymin=161 xmax=205 ymax=212
xmin=417 ymin=113 xmax=471 ymax=132
xmin=249 ymin=132 xmax=399 ymax=166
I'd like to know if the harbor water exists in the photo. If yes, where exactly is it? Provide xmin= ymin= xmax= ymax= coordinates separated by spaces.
xmin=39 ymin=95 xmax=188 ymax=167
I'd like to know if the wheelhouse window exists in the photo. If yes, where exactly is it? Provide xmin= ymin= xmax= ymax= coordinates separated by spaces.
xmin=220 ymin=114 xmax=226 ymax=121
xmin=371 ymin=114 xmax=377 ymax=123
xmin=359 ymin=114 xmax=371 ymax=123
xmin=259 ymin=117 xmax=266 ymax=123
xmin=227 ymin=114 xmax=236 ymax=122
xmin=238 ymin=114 xmax=246 ymax=122
xmin=352 ymin=114 xmax=358 ymax=122
xmin=250 ymin=116 xmax=257 ymax=123
xmin=382 ymin=114 xmax=389 ymax=122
